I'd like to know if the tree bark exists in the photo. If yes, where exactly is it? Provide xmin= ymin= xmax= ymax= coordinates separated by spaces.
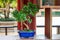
xmin=6 ymin=3 xmax=10 ymax=18
xmin=23 ymin=22 xmax=29 ymax=30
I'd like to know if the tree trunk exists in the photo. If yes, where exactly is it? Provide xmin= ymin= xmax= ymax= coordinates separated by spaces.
xmin=4 ymin=3 xmax=7 ymax=18
xmin=6 ymin=3 xmax=10 ymax=18
xmin=21 ymin=21 xmax=23 ymax=30
xmin=3 ymin=2 xmax=10 ymax=18
xmin=23 ymin=22 xmax=29 ymax=30
xmin=4 ymin=10 xmax=6 ymax=18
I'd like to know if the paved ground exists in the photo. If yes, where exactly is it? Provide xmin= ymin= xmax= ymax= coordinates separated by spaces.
xmin=0 ymin=35 xmax=60 ymax=40
xmin=0 ymin=27 xmax=57 ymax=35
xmin=0 ymin=27 xmax=59 ymax=40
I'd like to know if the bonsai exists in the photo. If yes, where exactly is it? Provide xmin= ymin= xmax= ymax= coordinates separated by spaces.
xmin=12 ymin=2 xmax=39 ymax=31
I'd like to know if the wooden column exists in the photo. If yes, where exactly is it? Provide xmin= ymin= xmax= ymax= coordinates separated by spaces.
xmin=28 ymin=0 xmax=33 ymax=3
xmin=30 ymin=16 xmax=36 ymax=30
xmin=17 ymin=0 xmax=23 ymax=30
xmin=28 ymin=0 xmax=37 ymax=4
xmin=17 ymin=0 xmax=23 ymax=11
xmin=33 ymin=0 xmax=37 ymax=4
xmin=45 ymin=8 xmax=52 ymax=39
xmin=29 ymin=0 xmax=37 ymax=30
xmin=23 ymin=0 xmax=28 ymax=5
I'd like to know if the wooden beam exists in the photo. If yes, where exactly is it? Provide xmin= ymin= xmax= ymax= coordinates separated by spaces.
xmin=40 ymin=0 xmax=60 ymax=9
xmin=40 ymin=6 xmax=60 ymax=9
xmin=45 ymin=8 xmax=52 ymax=39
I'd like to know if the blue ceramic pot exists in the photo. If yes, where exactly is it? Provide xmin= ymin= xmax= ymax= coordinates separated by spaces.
xmin=18 ymin=31 xmax=35 ymax=38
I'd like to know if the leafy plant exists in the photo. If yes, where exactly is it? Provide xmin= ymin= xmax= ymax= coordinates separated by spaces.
xmin=0 ymin=0 xmax=16 ymax=8
xmin=0 ymin=0 xmax=16 ymax=18
xmin=22 ymin=2 xmax=39 ymax=16
xmin=12 ymin=2 xmax=39 ymax=31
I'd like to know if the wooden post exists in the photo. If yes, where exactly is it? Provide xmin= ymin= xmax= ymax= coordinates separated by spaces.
xmin=45 ymin=8 xmax=52 ymax=39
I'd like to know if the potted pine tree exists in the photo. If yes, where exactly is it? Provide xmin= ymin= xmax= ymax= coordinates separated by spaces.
xmin=12 ymin=2 xmax=39 ymax=38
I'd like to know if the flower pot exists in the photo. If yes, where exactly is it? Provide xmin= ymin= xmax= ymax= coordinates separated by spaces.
xmin=18 ymin=31 xmax=35 ymax=38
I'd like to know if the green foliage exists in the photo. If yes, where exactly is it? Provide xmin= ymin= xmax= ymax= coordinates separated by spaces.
xmin=12 ymin=10 xmax=20 ymax=21
xmin=0 ymin=2 xmax=3 ymax=8
xmin=10 ymin=0 xmax=17 ymax=8
xmin=19 ymin=10 xmax=27 ymax=22
xmin=27 ymin=17 xmax=32 ymax=23
xmin=22 ymin=2 xmax=39 ymax=16
xmin=0 ymin=0 xmax=16 ymax=8
xmin=12 ymin=2 xmax=39 ymax=23
xmin=27 ymin=2 xmax=39 ymax=16
xmin=0 ymin=0 xmax=15 ymax=3
xmin=12 ymin=10 xmax=27 ymax=22
xmin=22 ymin=5 xmax=29 ymax=15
